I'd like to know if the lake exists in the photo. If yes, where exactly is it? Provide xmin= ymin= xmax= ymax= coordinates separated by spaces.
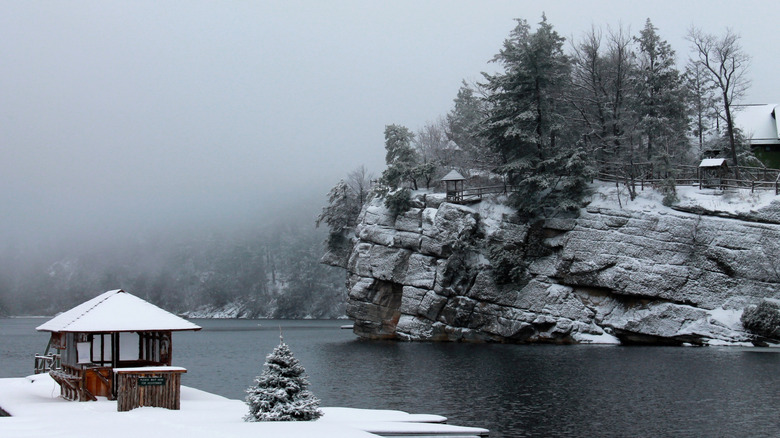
xmin=2 ymin=317 xmax=779 ymax=437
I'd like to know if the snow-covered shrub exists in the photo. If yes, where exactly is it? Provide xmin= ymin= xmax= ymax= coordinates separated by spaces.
xmin=660 ymin=177 xmax=678 ymax=207
xmin=384 ymin=187 xmax=412 ymax=217
xmin=244 ymin=338 xmax=323 ymax=422
xmin=487 ymin=243 xmax=527 ymax=285
xmin=741 ymin=300 xmax=780 ymax=339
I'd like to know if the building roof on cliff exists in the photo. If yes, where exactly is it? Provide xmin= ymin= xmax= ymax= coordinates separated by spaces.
xmin=733 ymin=104 xmax=780 ymax=145
xmin=36 ymin=289 xmax=201 ymax=333
xmin=441 ymin=170 xmax=465 ymax=181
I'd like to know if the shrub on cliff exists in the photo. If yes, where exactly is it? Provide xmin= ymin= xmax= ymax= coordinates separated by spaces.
xmin=487 ymin=244 xmax=528 ymax=285
xmin=660 ymin=177 xmax=679 ymax=207
xmin=741 ymin=300 xmax=780 ymax=339
xmin=316 ymin=180 xmax=362 ymax=251
xmin=384 ymin=187 xmax=412 ymax=217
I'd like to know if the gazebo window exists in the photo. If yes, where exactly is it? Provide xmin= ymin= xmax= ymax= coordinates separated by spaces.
xmin=91 ymin=334 xmax=111 ymax=364
xmin=77 ymin=342 xmax=91 ymax=364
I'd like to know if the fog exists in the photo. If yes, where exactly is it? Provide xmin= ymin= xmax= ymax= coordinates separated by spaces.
xmin=2 ymin=0 xmax=780 ymax=251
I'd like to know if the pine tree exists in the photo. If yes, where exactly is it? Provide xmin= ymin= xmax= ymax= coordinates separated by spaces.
xmin=244 ymin=337 xmax=323 ymax=422
xmin=633 ymin=19 xmax=689 ymax=165
xmin=481 ymin=15 xmax=589 ymax=217
xmin=381 ymin=124 xmax=418 ymax=189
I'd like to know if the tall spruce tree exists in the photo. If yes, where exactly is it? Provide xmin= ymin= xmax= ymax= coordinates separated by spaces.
xmin=381 ymin=124 xmax=418 ymax=189
xmin=482 ymin=16 xmax=589 ymax=216
xmin=634 ymin=19 xmax=689 ymax=166
xmin=244 ymin=337 xmax=323 ymax=422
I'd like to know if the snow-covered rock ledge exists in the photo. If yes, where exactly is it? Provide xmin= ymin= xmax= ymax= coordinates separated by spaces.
xmin=0 ymin=374 xmax=488 ymax=438
xmin=325 ymin=183 xmax=780 ymax=345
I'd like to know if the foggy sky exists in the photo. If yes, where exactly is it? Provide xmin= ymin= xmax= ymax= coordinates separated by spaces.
xmin=2 ymin=0 xmax=779 ymax=247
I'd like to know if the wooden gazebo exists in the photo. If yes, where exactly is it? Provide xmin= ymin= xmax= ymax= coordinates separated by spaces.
xmin=35 ymin=289 xmax=200 ymax=410
xmin=442 ymin=170 xmax=466 ymax=202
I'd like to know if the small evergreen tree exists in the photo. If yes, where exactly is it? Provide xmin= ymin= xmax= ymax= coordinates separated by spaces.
xmin=244 ymin=337 xmax=323 ymax=422
xmin=381 ymin=124 xmax=418 ymax=189
xmin=316 ymin=179 xmax=361 ymax=251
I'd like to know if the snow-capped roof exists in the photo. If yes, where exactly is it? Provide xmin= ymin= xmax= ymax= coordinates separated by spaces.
xmin=36 ymin=289 xmax=201 ymax=333
xmin=733 ymin=104 xmax=780 ymax=145
xmin=441 ymin=170 xmax=465 ymax=181
xmin=699 ymin=158 xmax=728 ymax=168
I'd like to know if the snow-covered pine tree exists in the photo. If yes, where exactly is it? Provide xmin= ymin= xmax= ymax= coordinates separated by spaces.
xmin=244 ymin=337 xmax=323 ymax=422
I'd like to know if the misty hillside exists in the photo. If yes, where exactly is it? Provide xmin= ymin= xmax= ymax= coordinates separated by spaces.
xmin=0 ymin=205 xmax=346 ymax=319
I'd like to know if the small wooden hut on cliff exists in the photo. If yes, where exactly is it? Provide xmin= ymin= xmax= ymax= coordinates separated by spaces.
xmin=35 ymin=289 xmax=200 ymax=410
xmin=698 ymin=158 xmax=729 ymax=189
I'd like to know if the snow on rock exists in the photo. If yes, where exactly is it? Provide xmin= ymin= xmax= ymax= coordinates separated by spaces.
xmin=326 ymin=185 xmax=780 ymax=345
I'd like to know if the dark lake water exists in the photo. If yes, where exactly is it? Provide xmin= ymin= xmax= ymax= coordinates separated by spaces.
xmin=2 ymin=317 xmax=780 ymax=437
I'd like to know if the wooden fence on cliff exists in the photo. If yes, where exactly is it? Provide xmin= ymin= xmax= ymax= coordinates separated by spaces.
xmin=595 ymin=161 xmax=780 ymax=195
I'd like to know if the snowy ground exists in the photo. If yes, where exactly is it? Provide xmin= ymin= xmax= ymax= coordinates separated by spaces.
xmin=588 ymin=180 xmax=780 ymax=215
xmin=0 ymin=374 xmax=488 ymax=438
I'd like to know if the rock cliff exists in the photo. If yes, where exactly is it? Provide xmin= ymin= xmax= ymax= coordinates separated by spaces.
xmin=323 ymin=183 xmax=780 ymax=345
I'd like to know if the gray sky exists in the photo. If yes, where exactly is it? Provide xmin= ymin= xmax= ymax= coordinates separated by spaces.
xmin=2 ymin=0 xmax=779 ymax=246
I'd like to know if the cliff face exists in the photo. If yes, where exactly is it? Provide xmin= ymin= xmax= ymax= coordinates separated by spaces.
xmin=324 ymin=185 xmax=780 ymax=345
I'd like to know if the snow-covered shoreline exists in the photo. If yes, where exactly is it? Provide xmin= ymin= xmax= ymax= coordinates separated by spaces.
xmin=0 ymin=374 xmax=488 ymax=438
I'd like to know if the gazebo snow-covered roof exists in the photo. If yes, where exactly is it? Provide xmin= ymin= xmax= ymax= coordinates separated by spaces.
xmin=36 ymin=289 xmax=201 ymax=333
xmin=441 ymin=169 xmax=465 ymax=182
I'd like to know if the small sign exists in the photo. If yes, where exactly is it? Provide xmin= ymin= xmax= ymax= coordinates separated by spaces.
xmin=138 ymin=376 xmax=166 ymax=386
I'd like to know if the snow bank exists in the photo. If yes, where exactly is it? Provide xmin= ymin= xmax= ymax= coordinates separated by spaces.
xmin=588 ymin=180 xmax=780 ymax=216
xmin=0 ymin=375 xmax=488 ymax=438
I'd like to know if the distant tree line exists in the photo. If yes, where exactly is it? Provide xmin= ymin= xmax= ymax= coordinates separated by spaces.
xmin=0 ymin=217 xmax=345 ymax=318
xmin=318 ymin=16 xmax=757 ymax=237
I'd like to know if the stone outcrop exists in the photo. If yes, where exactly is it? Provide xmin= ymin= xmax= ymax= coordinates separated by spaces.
xmin=323 ymin=188 xmax=780 ymax=345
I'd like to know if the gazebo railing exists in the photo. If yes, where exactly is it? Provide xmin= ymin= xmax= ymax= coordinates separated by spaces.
xmin=34 ymin=353 xmax=60 ymax=374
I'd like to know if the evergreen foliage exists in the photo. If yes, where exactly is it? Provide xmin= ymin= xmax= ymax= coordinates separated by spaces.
xmin=487 ymin=244 xmax=527 ymax=285
xmin=316 ymin=180 xmax=361 ymax=252
xmin=634 ymin=19 xmax=690 ymax=164
xmin=316 ymin=180 xmax=360 ymax=234
xmin=384 ymin=187 xmax=412 ymax=217
xmin=741 ymin=300 xmax=780 ymax=339
xmin=244 ymin=338 xmax=323 ymax=422
xmin=482 ymin=16 xmax=591 ymax=217
xmin=381 ymin=124 xmax=419 ymax=189
xmin=446 ymin=82 xmax=495 ymax=168
xmin=660 ymin=177 xmax=679 ymax=207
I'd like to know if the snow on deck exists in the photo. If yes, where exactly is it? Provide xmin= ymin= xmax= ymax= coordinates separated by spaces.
xmin=0 ymin=374 xmax=489 ymax=438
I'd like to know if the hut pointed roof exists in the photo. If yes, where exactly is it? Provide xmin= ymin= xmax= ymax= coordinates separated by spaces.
xmin=441 ymin=170 xmax=465 ymax=181
xmin=36 ymin=289 xmax=201 ymax=333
